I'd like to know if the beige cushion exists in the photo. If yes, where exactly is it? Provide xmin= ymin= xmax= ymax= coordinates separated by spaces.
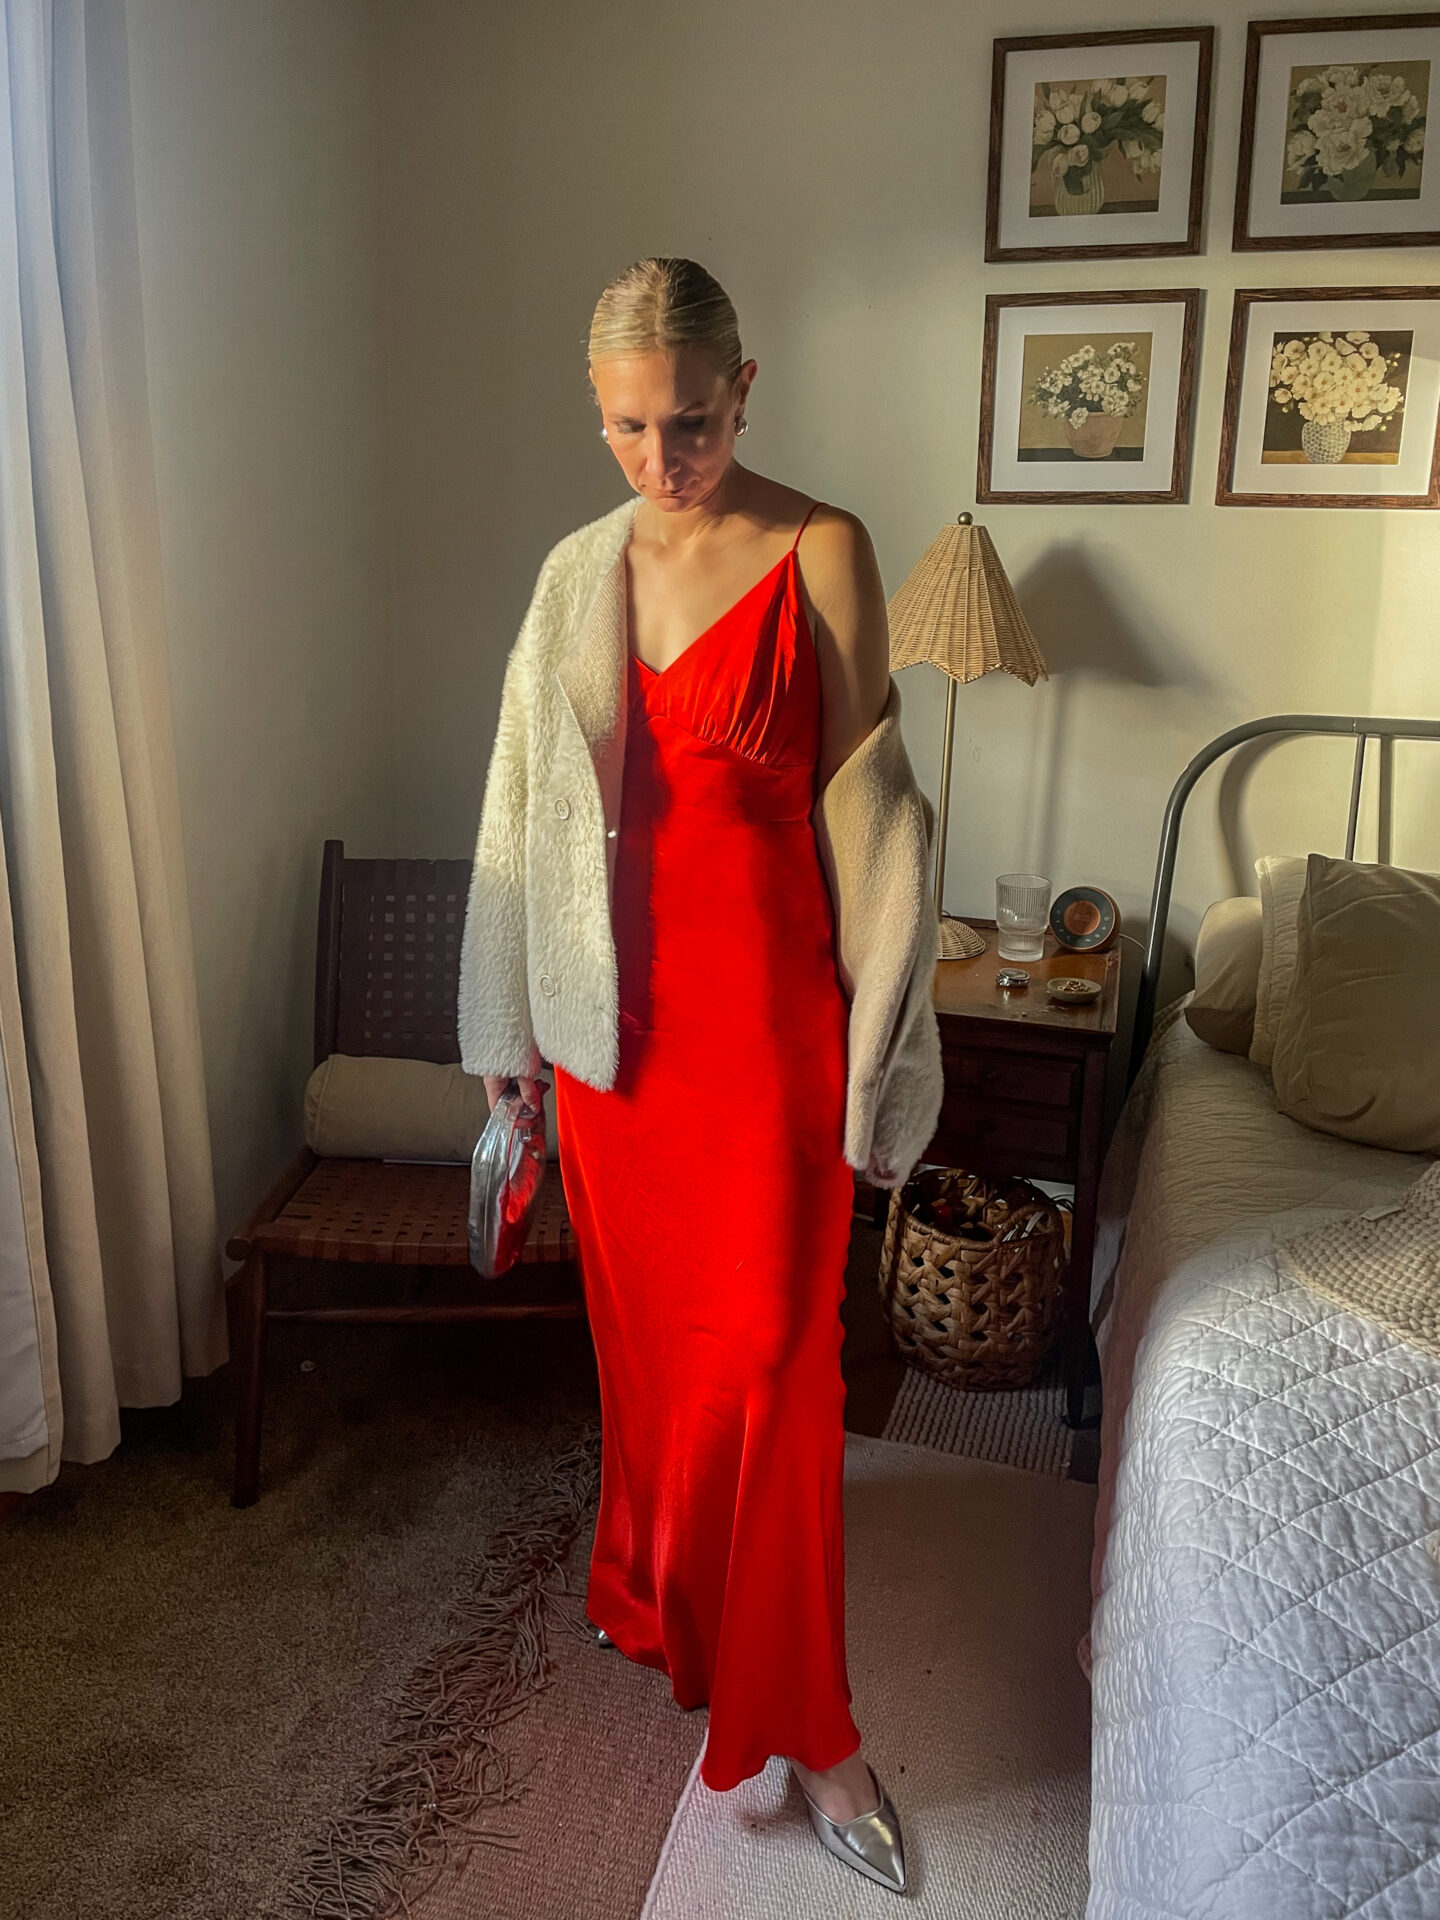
xmin=304 ymin=1053 xmax=559 ymax=1163
xmin=1185 ymin=896 xmax=1263 ymax=1054
xmin=1270 ymin=854 xmax=1440 ymax=1154
xmin=1249 ymin=854 xmax=1309 ymax=1068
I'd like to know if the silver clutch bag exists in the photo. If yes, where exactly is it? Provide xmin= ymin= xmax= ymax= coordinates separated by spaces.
xmin=467 ymin=1077 xmax=548 ymax=1278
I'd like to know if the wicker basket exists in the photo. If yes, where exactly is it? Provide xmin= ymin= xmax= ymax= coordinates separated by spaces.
xmin=878 ymin=1167 xmax=1070 ymax=1391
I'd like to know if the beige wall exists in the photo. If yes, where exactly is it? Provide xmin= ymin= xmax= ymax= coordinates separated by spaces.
xmin=382 ymin=0 xmax=1440 ymax=1001
xmin=127 ymin=0 xmax=390 ymax=1241
xmin=125 ymin=0 xmax=1440 ymax=1236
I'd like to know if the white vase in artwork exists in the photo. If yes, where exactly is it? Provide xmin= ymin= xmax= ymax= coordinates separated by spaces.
xmin=1064 ymin=410 xmax=1126 ymax=459
xmin=1052 ymin=165 xmax=1106 ymax=216
xmin=1300 ymin=418 xmax=1352 ymax=464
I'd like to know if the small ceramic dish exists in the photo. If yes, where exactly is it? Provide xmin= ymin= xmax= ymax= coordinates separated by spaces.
xmin=1047 ymin=975 xmax=1103 ymax=1006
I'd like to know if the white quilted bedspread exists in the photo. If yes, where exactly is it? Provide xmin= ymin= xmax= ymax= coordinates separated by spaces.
xmin=1086 ymin=1011 xmax=1440 ymax=1918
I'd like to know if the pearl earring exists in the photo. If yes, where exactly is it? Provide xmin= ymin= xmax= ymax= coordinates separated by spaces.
xmin=601 ymin=427 xmax=609 ymax=440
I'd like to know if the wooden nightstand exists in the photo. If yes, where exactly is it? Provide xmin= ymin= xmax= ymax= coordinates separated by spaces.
xmin=920 ymin=918 xmax=1122 ymax=1429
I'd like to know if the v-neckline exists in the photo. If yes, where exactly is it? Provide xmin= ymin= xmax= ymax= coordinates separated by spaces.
xmin=627 ymin=540 xmax=795 ymax=683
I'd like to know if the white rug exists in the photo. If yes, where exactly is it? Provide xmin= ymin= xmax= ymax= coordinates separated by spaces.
xmin=639 ymin=1433 xmax=1096 ymax=1918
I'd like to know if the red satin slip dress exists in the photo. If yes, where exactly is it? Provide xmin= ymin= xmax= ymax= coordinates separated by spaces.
xmin=550 ymin=498 xmax=863 ymax=1793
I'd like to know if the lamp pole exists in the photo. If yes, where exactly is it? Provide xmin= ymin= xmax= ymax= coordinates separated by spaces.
xmin=930 ymin=513 xmax=970 ymax=915
xmin=934 ymin=676 xmax=959 ymax=913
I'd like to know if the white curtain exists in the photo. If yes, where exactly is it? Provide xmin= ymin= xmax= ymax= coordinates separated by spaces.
xmin=0 ymin=0 xmax=225 ymax=1492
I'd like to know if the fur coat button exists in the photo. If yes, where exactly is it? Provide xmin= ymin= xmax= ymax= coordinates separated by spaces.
xmin=554 ymin=796 xmax=570 ymax=819
xmin=539 ymin=972 xmax=557 ymax=995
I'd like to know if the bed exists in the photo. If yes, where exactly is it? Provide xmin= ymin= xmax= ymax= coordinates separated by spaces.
xmin=1083 ymin=714 xmax=1440 ymax=1920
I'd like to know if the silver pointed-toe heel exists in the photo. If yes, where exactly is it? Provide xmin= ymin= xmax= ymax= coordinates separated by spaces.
xmin=792 ymin=1761 xmax=908 ymax=1894
xmin=585 ymin=1617 xmax=617 ymax=1648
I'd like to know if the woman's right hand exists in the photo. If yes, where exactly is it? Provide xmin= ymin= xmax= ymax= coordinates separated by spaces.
xmin=482 ymin=1070 xmax=548 ymax=1114
xmin=482 ymin=1036 xmax=548 ymax=1114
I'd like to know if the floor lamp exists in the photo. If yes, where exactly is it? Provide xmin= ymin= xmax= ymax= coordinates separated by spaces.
xmin=887 ymin=513 xmax=1049 ymax=961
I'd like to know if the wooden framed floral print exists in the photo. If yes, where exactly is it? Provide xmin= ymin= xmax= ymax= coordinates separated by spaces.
xmin=985 ymin=27 xmax=1214 ymax=261
xmin=1234 ymin=14 xmax=1440 ymax=250
xmin=1217 ymin=287 xmax=1440 ymax=507
xmin=977 ymin=290 xmax=1202 ymax=505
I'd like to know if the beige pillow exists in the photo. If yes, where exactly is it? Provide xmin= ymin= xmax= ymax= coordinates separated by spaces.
xmin=304 ymin=1053 xmax=560 ymax=1163
xmin=1185 ymin=896 xmax=1263 ymax=1054
xmin=1249 ymin=853 xmax=1309 ymax=1068
xmin=1270 ymin=853 xmax=1440 ymax=1154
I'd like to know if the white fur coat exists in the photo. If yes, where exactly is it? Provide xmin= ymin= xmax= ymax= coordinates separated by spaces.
xmin=457 ymin=495 xmax=944 ymax=1188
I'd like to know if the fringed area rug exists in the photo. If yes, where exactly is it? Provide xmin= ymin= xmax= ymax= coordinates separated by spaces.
xmin=880 ymin=1344 xmax=1077 ymax=1479
xmin=639 ymin=1433 xmax=1096 ymax=1920
xmin=403 ymin=1505 xmax=708 ymax=1920
xmin=271 ymin=1429 xmax=604 ymax=1918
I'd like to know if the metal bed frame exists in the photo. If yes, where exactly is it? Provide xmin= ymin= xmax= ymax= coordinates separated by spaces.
xmin=1131 ymin=712 xmax=1440 ymax=1082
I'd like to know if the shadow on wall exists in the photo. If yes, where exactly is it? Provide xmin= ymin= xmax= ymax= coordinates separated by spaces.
xmin=1011 ymin=537 xmax=1225 ymax=896
xmin=1010 ymin=538 xmax=1228 ymax=1128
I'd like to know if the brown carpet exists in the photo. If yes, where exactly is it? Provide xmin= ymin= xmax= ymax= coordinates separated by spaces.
xmin=0 ymin=1256 xmax=607 ymax=1920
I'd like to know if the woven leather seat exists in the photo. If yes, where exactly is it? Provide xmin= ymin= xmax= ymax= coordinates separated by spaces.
xmin=224 ymin=840 xmax=581 ymax=1506
xmin=249 ymin=1156 xmax=575 ymax=1266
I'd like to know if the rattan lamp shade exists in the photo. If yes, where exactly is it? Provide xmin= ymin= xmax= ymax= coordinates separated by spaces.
xmin=888 ymin=518 xmax=1048 ymax=686
xmin=887 ymin=515 xmax=1048 ymax=960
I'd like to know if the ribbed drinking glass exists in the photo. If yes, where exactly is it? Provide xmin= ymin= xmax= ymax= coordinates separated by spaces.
xmin=995 ymin=873 xmax=1050 ymax=962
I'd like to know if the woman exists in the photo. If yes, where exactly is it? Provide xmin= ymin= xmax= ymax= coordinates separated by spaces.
xmin=470 ymin=257 xmax=930 ymax=1895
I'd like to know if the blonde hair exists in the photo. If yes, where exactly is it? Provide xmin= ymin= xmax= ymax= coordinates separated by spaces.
xmin=586 ymin=257 xmax=743 ymax=400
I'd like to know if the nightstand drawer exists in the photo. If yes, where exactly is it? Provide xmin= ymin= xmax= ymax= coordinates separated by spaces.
xmin=940 ymin=1044 xmax=1079 ymax=1111
xmin=933 ymin=1091 xmax=1074 ymax=1164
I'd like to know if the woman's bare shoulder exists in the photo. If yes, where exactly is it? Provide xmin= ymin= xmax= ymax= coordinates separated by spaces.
xmin=797 ymin=503 xmax=882 ymax=629
xmin=797 ymin=501 xmax=891 ymax=779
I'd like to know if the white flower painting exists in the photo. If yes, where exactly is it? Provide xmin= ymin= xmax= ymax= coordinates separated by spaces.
xmin=1023 ymin=338 xmax=1151 ymax=461
xmin=1263 ymin=329 xmax=1410 ymax=465
xmin=1217 ymin=289 xmax=1440 ymax=507
xmin=1283 ymin=61 xmax=1428 ymax=204
xmin=1029 ymin=75 xmax=1167 ymax=217
xmin=1236 ymin=21 xmax=1440 ymax=251
xmin=988 ymin=29 xmax=1212 ymax=261
xmin=981 ymin=292 xmax=1198 ymax=501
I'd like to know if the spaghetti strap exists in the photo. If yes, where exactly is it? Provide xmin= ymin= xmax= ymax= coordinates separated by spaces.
xmin=790 ymin=500 xmax=822 ymax=551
